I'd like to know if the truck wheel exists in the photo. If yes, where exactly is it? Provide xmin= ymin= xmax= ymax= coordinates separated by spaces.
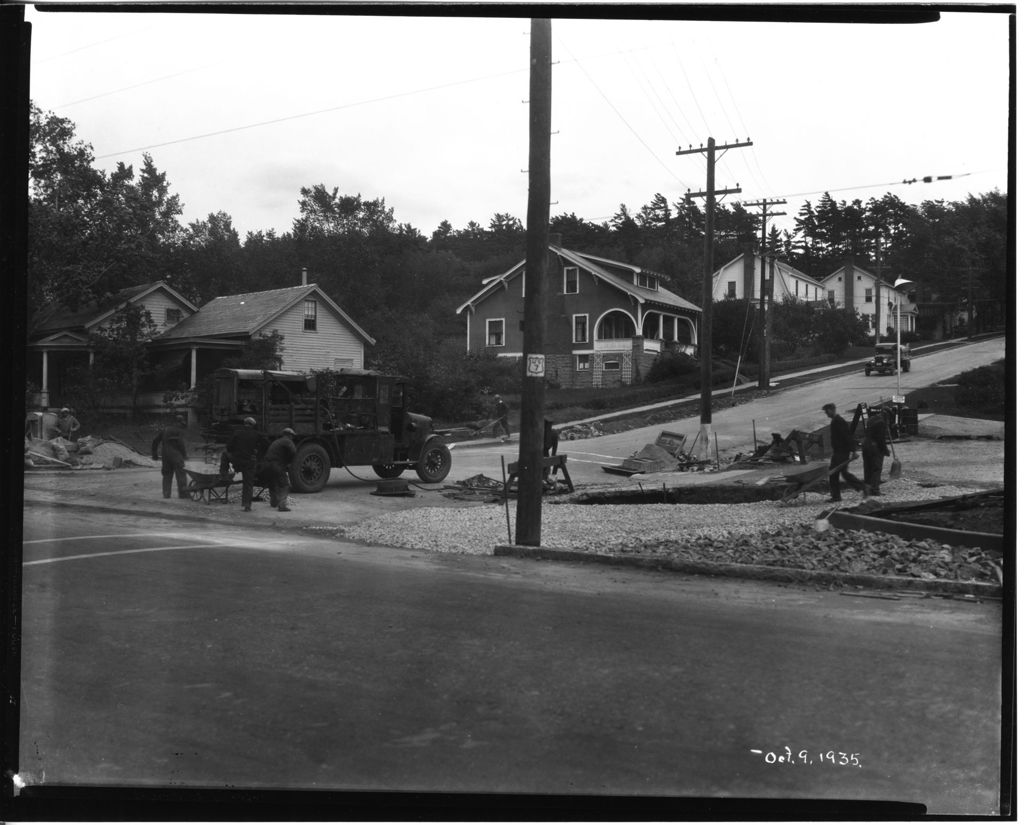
xmin=864 ymin=367 xmax=871 ymax=376
xmin=373 ymin=463 xmax=405 ymax=479
xmin=416 ymin=442 xmax=452 ymax=483
xmin=289 ymin=442 xmax=331 ymax=493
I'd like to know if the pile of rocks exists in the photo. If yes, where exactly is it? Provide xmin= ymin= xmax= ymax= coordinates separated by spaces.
xmin=339 ymin=476 xmax=1000 ymax=584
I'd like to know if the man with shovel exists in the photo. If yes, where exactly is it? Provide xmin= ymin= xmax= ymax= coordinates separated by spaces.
xmin=861 ymin=407 xmax=891 ymax=497
xmin=822 ymin=403 xmax=865 ymax=502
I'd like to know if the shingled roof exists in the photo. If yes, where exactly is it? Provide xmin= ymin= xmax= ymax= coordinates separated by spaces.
xmin=154 ymin=283 xmax=374 ymax=345
xmin=30 ymin=281 xmax=194 ymax=338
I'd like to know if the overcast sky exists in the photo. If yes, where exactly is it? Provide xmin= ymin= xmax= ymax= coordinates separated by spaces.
xmin=26 ymin=6 xmax=1011 ymax=241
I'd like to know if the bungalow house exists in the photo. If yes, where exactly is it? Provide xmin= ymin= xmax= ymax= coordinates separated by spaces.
xmin=712 ymin=250 xmax=826 ymax=304
xmin=455 ymin=235 xmax=701 ymax=388
xmin=148 ymin=281 xmax=375 ymax=392
xmin=819 ymin=263 xmax=918 ymax=338
xmin=27 ymin=280 xmax=198 ymax=409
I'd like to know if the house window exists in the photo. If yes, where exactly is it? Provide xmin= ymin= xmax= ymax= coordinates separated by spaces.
xmin=865 ymin=288 xmax=873 ymax=303
xmin=636 ymin=273 xmax=659 ymax=290
xmin=303 ymin=300 xmax=317 ymax=331
xmin=727 ymin=281 xmax=737 ymax=298
xmin=165 ymin=308 xmax=182 ymax=325
xmin=572 ymin=314 xmax=589 ymax=344
xmin=604 ymin=360 xmax=621 ymax=371
xmin=564 ymin=267 xmax=579 ymax=295
xmin=486 ymin=318 xmax=505 ymax=347
xmin=576 ymin=354 xmax=591 ymax=371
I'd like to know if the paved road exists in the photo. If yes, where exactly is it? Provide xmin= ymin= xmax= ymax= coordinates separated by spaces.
xmin=19 ymin=506 xmax=1003 ymax=814
xmin=450 ymin=337 xmax=1007 ymax=485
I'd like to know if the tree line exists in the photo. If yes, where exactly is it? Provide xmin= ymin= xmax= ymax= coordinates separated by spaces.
xmin=28 ymin=104 xmax=1007 ymax=419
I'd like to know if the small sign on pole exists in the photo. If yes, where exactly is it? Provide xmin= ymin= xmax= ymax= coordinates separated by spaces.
xmin=892 ymin=395 xmax=906 ymax=404
xmin=526 ymin=354 xmax=545 ymax=378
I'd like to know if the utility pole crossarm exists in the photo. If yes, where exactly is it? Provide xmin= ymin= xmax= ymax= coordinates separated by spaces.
xmin=686 ymin=186 xmax=742 ymax=199
xmin=676 ymin=139 xmax=753 ymax=157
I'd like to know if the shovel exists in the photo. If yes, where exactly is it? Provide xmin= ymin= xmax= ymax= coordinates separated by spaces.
xmin=888 ymin=427 xmax=902 ymax=478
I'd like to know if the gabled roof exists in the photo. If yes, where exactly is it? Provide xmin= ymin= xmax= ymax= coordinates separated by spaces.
xmin=30 ymin=280 xmax=197 ymax=338
xmin=153 ymin=283 xmax=375 ymax=346
xmin=712 ymin=253 xmax=822 ymax=289
xmin=820 ymin=264 xmax=896 ymax=288
xmin=456 ymin=243 xmax=700 ymax=315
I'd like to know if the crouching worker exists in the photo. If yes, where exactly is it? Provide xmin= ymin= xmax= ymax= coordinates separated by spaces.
xmin=223 ymin=417 xmax=264 ymax=512
xmin=264 ymin=427 xmax=297 ymax=512
xmin=152 ymin=414 xmax=189 ymax=499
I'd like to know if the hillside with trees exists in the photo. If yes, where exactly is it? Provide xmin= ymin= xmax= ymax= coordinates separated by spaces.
xmin=27 ymin=104 xmax=1007 ymax=421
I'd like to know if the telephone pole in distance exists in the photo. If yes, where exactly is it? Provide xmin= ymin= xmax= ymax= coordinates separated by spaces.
xmin=741 ymin=197 xmax=786 ymax=389
xmin=678 ymin=137 xmax=751 ymax=460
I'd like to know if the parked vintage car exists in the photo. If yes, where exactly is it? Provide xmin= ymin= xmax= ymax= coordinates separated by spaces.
xmin=864 ymin=343 xmax=911 ymax=376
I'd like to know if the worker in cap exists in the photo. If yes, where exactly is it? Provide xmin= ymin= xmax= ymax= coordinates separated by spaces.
xmin=822 ymin=402 xmax=864 ymax=502
xmin=151 ymin=413 xmax=189 ymax=499
xmin=263 ymin=427 xmax=298 ymax=511
xmin=223 ymin=415 xmax=265 ymax=512
xmin=54 ymin=407 xmax=81 ymax=442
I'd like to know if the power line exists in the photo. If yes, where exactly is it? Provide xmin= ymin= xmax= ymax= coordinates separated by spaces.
xmin=56 ymin=64 xmax=219 ymax=108
xmin=777 ymin=172 xmax=975 ymax=200
xmin=557 ymin=36 xmax=692 ymax=190
xmin=95 ymin=65 xmax=528 ymax=160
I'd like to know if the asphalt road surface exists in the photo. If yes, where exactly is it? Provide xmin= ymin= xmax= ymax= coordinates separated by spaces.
xmin=445 ymin=337 xmax=1006 ymax=486
xmin=19 ymin=506 xmax=1004 ymax=815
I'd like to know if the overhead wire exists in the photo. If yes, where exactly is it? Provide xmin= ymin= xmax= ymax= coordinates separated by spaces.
xmin=94 ymin=65 xmax=529 ymax=160
xmin=624 ymin=51 xmax=685 ymax=146
xmin=56 ymin=64 xmax=220 ymax=108
xmin=711 ymin=57 xmax=775 ymax=195
xmin=556 ymin=35 xmax=692 ymax=192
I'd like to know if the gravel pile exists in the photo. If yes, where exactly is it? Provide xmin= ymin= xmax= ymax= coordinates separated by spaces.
xmin=335 ymin=477 xmax=1000 ymax=583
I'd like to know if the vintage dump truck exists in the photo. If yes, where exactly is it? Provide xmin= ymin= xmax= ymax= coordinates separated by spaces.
xmin=205 ymin=367 xmax=452 ymax=492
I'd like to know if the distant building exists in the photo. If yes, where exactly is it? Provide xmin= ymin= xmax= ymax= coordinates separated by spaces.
xmin=455 ymin=235 xmax=701 ymax=388
xmin=711 ymin=250 xmax=826 ymax=304
xmin=149 ymin=282 xmax=375 ymax=389
xmin=819 ymin=263 xmax=918 ymax=337
xmin=27 ymin=280 xmax=197 ymax=409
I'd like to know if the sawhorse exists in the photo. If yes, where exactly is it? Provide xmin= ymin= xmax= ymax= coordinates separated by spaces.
xmin=505 ymin=454 xmax=574 ymax=495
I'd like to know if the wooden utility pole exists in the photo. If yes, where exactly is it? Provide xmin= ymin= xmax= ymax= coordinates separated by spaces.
xmin=874 ymin=239 xmax=883 ymax=345
xmin=514 ymin=18 xmax=552 ymax=547
xmin=742 ymin=197 xmax=786 ymax=389
xmin=677 ymin=137 xmax=751 ymax=459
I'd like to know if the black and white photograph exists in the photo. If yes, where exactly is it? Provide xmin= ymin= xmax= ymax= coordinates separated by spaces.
xmin=6 ymin=2 xmax=1012 ymax=819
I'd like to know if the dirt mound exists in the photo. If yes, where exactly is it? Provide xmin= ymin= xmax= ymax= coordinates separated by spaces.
xmin=24 ymin=436 xmax=158 ymax=470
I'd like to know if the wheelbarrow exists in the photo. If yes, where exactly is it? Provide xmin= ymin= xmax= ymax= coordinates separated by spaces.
xmin=778 ymin=458 xmax=855 ymax=505
xmin=185 ymin=469 xmax=237 ymax=504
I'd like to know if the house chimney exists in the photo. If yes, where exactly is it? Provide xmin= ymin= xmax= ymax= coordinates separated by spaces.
xmin=549 ymin=232 xmax=562 ymax=248
xmin=301 ymin=267 xmax=308 ymax=286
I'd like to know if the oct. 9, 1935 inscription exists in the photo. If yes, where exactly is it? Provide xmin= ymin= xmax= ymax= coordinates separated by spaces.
xmin=750 ymin=747 xmax=862 ymax=767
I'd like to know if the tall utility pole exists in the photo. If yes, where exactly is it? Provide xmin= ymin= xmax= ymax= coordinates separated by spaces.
xmin=874 ymin=239 xmax=884 ymax=345
xmin=514 ymin=18 xmax=552 ymax=547
xmin=677 ymin=137 xmax=751 ymax=459
xmin=742 ymin=197 xmax=786 ymax=389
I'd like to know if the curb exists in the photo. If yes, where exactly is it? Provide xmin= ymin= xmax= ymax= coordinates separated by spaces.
xmin=829 ymin=510 xmax=1003 ymax=553
xmin=493 ymin=544 xmax=1002 ymax=598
